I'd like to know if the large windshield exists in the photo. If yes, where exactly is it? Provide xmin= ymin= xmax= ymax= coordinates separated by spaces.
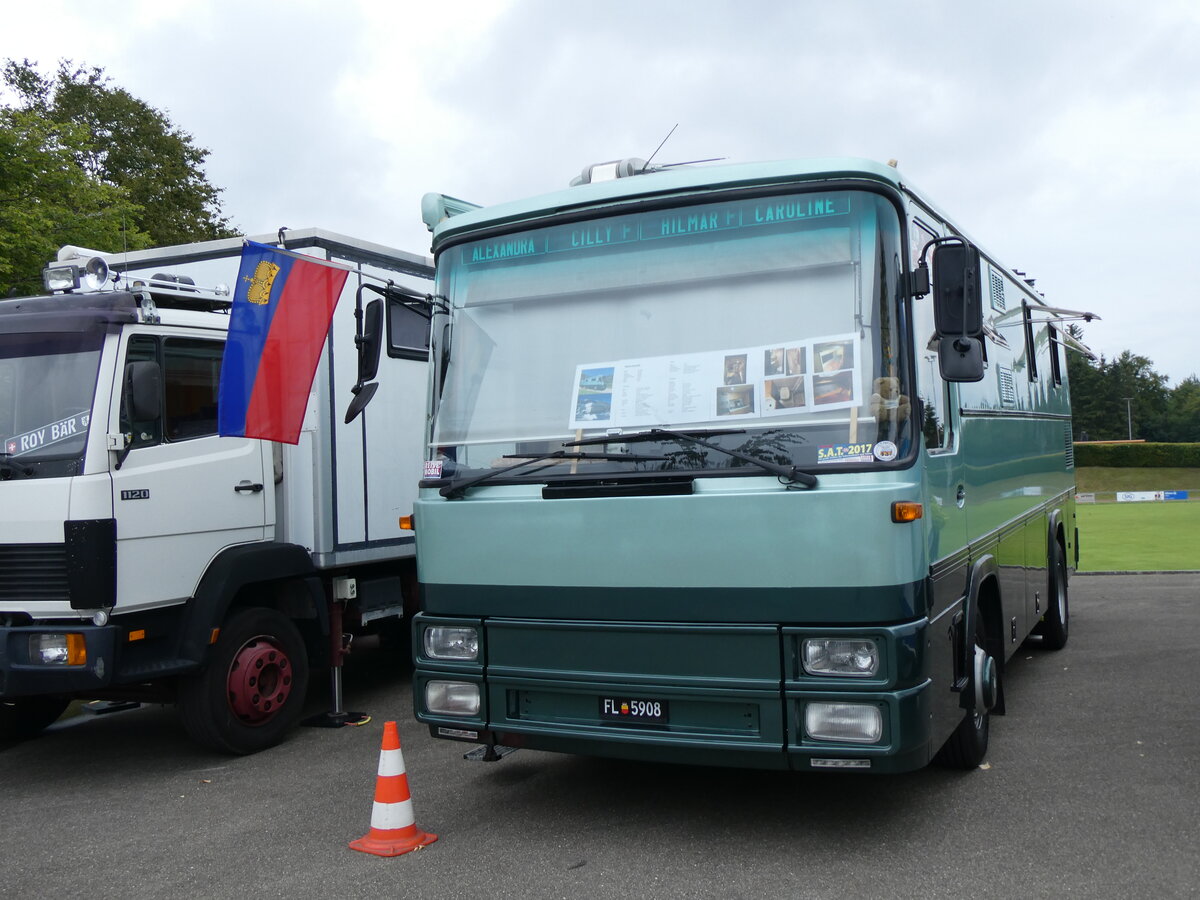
xmin=430 ymin=188 xmax=912 ymax=480
xmin=0 ymin=331 xmax=103 ymax=479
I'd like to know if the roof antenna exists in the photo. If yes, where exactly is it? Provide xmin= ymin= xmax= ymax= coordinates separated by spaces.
xmin=641 ymin=124 xmax=678 ymax=173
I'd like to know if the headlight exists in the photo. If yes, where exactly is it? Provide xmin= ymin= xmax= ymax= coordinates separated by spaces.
xmin=805 ymin=702 xmax=883 ymax=743
xmin=802 ymin=638 xmax=879 ymax=677
xmin=29 ymin=633 xmax=87 ymax=666
xmin=423 ymin=626 xmax=479 ymax=661
xmin=425 ymin=680 xmax=480 ymax=717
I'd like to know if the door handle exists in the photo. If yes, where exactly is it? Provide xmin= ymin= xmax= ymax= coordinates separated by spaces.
xmin=234 ymin=482 xmax=264 ymax=493
xmin=956 ymin=485 xmax=966 ymax=508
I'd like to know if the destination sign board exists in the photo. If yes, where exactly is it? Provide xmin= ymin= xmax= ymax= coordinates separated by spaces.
xmin=462 ymin=193 xmax=851 ymax=266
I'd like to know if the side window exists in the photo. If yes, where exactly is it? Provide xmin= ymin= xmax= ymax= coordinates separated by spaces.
xmin=387 ymin=297 xmax=431 ymax=360
xmin=910 ymin=219 xmax=952 ymax=451
xmin=1048 ymin=325 xmax=1063 ymax=386
xmin=163 ymin=338 xmax=222 ymax=440
xmin=121 ymin=336 xmax=223 ymax=446
xmin=1022 ymin=301 xmax=1039 ymax=382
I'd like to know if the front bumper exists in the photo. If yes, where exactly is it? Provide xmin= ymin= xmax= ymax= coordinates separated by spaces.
xmin=413 ymin=614 xmax=934 ymax=773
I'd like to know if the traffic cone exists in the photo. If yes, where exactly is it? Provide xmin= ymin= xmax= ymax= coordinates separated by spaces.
xmin=349 ymin=720 xmax=438 ymax=857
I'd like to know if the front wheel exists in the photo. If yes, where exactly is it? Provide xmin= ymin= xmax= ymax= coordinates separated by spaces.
xmin=178 ymin=607 xmax=310 ymax=754
xmin=0 ymin=696 xmax=70 ymax=741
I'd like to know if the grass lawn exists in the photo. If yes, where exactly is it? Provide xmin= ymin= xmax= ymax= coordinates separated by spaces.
xmin=1076 ymin=500 xmax=1200 ymax=571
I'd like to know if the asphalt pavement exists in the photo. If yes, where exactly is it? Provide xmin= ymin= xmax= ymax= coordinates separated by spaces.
xmin=1 ymin=572 xmax=1196 ymax=899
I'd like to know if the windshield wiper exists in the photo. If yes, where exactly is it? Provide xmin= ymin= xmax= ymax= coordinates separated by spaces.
xmin=439 ymin=449 xmax=668 ymax=499
xmin=566 ymin=427 xmax=818 ymax=489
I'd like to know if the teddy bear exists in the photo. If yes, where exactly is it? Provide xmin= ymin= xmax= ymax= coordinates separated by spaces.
xmin=869 ymin=376 xmax=911 ymax=425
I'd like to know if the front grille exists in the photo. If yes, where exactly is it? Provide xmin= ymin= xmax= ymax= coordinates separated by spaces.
xmin=0 ymin=544 xmax=70 ymax=603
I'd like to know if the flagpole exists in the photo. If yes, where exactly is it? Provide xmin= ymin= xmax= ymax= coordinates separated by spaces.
xmin=245 ymin=239 xmax=431 ymax=299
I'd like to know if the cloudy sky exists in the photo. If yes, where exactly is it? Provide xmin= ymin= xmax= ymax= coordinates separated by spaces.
xmin=3 ymin=0 xmax=1197 ymax=384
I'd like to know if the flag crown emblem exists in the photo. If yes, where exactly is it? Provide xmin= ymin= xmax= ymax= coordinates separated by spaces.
xmin=244 ymin=260 xmax=281 ymax=305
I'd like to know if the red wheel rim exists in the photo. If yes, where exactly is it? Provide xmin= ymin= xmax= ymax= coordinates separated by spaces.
xmin=226 ymin=635 xmax=293 ymax=725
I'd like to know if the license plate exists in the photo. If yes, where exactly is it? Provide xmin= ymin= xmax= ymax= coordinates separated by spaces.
xmin=599 ymin=697 xmax=668 ymax=725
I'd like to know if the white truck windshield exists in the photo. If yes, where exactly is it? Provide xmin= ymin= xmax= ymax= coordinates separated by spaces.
xmin=0 ymin=332 xmax=103 ymax=477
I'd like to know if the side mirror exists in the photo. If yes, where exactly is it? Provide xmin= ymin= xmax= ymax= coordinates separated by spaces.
xmin=931 ymin=243 xmax=983 ymax=338
xmin=345 ymin=297 xmax=384 ymax=425
xmin=931 ymin=241 xmax=985 ymax=382
xmin=938 ymin=337 xmax=985 ymax=383
xmin=357 ymin=298 xmax=384 ymax=384
xmin=123 ymin=360 xmax=161 ymax=421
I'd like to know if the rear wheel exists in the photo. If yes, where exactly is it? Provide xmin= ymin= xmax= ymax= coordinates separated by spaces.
xmin=178 ymin=607 xmax=310 ymax=754
xmin=934 ymin=612 xmax=995 ymax=769
xmin=1040 ymin=542 xmax=1070 ymax=650
xmin=0 ymin=696 xmax=70 ymax=741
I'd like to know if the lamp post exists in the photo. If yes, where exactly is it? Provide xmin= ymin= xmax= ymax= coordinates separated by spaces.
xmin=1123 ymin=397 xmax=1134 ymax=440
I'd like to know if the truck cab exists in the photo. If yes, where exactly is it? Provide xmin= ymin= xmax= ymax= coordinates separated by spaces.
xmin=1 ymin=233 xmax=432 ymax=752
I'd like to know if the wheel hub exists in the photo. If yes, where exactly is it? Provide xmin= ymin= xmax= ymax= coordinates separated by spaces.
xmin=227 ymin=636 xmax=294 ymax=725
xmin=974 ymin=645 xmax=997 ymax=714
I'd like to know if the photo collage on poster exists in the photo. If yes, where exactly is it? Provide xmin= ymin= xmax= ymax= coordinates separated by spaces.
xmin=570 ymin=334 xmax=861 ymax=430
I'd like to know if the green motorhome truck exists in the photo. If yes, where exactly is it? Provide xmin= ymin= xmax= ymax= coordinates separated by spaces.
xmin=409 ymin=158 xmax=1078 ymax=772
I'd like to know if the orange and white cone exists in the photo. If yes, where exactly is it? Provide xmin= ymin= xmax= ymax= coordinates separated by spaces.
xmin=349 ymin=720 xmax=438 ymax=857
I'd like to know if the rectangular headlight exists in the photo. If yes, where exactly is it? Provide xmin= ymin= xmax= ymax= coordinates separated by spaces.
xmin=802 ymin=638 xmax=879 ymax=677
xmin=43 ymin=264 xmax=81 ymax=292
xmin=29 ymin=633 xmax=87 ymax=666
xmin=805 ymin=701 xmax=883 ymax=743
xmin=425 ymin=680 xmax=480 ymax=717
xmin=423 ymin=625 xmax=479 ymax=661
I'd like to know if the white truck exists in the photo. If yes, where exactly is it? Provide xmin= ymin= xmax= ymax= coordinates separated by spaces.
xmin=0 ymin=230 xmax=433 ymax=753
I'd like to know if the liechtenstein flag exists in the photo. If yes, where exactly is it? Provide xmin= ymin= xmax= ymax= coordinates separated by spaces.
xmin=218 ymin=241 xmax=350 ymax=444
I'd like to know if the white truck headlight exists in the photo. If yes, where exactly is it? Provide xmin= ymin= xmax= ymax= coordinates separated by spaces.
xmin=805 ymin=702 xmax=883 ymax=743
xmin=29 ymin=633 xmax=87 ymax=666
xmin=802 ymin=638 xmax=879 ymax=677
xmin=423 ymin=626 xmax=479 ymax=661
xmin=425 ymin=680 xmax=480 ymax=717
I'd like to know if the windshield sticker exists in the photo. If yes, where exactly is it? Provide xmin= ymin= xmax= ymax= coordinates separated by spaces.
xmin=423 ymin=459 xmax=444 ymax=479
xmin=5 ymin=412 xmax=90 ymax=457
xmin=873 ymin=440 xmax=898 ymax=462
xmin=569 ymin=333 xmax=861 ymax=430
xmin=818 ymin=443 xmax=875 ymax=464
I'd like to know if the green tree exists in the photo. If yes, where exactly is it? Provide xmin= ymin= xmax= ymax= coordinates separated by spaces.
xmin=1 ymin=58 xmax=237 ymax=293
xmin=0 ymin=105 xmax=151 ymax=294
xmin=1158 ymin=376 xmax=1200 ymax=442
xmin=1066 ymin=328 xmax=1172 ymax=441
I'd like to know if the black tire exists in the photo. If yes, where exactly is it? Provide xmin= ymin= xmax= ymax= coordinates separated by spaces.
xmin=0 ymin=696 xmax=70 ymax=741
xmin=933 ymin=613 xmax=992 ymax=769
xmin=1040 ymin=542 xmax=1070 ymax=651
xmin=177 ymin=607 xmax=309 ymax=754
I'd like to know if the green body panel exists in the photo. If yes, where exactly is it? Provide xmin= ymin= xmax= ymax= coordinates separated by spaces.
xmin=415 ymin=471 xmax=926 ymax=594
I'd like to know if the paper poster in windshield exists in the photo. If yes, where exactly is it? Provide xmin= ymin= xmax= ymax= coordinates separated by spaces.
xmin=574 ymin=367 xmax=614 ymax=423
xmin=569 ymin=333 xmax=860 ymax=430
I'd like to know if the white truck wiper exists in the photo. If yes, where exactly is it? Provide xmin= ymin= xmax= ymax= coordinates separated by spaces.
xmin=439 ymin=449 xmax=668 ymax=499
xmin=566 ymin=427 xmax=818 ymax=489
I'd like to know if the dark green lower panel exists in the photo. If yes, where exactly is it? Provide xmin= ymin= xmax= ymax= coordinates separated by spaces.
xmin=422 ymin=580 xmax=928 ymax=624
